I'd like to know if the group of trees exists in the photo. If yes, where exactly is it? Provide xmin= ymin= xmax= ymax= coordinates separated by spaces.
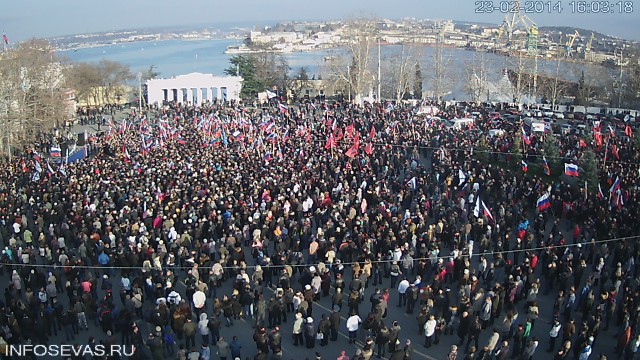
xmin=0 ymin=38 xmax=136 ymax=158
xmin=232 ymin=19 xmax=428 ymax=103
xmin=66 ymin=59 xmax=134 ymax=106
xmin=0 ymin=39 xmax=70 ymax=157
xmin=224 ymin=53 xmax=289 ymax=99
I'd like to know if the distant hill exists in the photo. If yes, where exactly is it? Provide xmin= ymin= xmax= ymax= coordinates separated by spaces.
xmin=538 ymin=26 xmax=620 ymax=41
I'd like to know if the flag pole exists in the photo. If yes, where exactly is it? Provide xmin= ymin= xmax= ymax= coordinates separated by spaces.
xmin=603 ymin=139 xmax=609 ymax=168
xmin=584 ymin=181 xmax=587 ymax=201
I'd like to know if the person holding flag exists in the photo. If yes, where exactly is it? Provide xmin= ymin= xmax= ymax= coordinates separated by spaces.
xmin=473 ymin=197 xmax=494 ymax=223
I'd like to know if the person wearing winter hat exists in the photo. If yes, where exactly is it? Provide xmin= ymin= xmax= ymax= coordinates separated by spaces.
xmin=293 ymin=312 xmax=305 ymax=346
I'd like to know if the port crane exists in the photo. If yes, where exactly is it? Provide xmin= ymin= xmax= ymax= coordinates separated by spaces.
xmin=496 ymin=0 xmax=537 ymax=50
xmin=564 ymin=30 xmax=580 ymax=57
xmin=583 ymin=32 xmax=595 ymax=60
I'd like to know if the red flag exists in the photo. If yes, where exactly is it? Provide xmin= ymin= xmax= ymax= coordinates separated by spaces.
xmin=369 ymin=126 xmax=376 ymax=139
xmin=579 ymin=139 xmax=587 ymax=148
xmin=364 ymin=142 xmax=373 ymax=155
xmin=2 ymin=34 xmax=8 ymax=45
xmin=345 ymin=124 xmax=355 ymax=139
xmin=335 ymin=128 xmax=344 ymax=141
xmin=594 ymin=131 xmax=603 ymax=147
xmin=345 ymin=145 xmax=358 ymax=158
xmin=612 ymin=144 xmax=619 ymax=160
xmin=625 ymin=125 xmax=633 ymax=138
xmin=324 ymin=134 xmax=336 ymax=150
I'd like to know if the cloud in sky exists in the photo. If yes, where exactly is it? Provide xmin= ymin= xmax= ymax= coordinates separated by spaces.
xmin=2 ymin=0 xmax=639 ymax=41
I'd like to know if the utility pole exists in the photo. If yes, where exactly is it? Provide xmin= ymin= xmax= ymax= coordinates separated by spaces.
xmin=347 ymin=66 xmax=351 ymax=103
xmin=433 ymin=21 xmax=444 ymax=102
xmin=377 ymin=36 xmax=381 ymax=103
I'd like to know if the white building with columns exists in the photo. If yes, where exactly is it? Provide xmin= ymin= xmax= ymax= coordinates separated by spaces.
xmin=146 ymin=73 xmax=243 ymax=105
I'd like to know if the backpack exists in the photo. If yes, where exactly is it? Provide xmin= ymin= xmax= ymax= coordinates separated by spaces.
xmin=163 ymin=332 xmax=176 ymax=345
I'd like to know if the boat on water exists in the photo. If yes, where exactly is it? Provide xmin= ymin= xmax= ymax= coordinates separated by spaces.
xmin=224 ymin=44 xmax=260 ymax=54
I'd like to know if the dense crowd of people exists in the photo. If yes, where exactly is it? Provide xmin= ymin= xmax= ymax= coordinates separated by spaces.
xmin=0 ymin=98 xmax=638 ymax=360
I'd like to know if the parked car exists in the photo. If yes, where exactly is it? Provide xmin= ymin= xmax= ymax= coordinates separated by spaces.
xmin=560 ymin=124 xmax=572 ymax=134
xmin=573 ymin=112 xmax=585 ymax=121
xmin=553 ymin=112 xmax=565 ymax=119
xmin=541 ymin=108 xmax=554 ymax=117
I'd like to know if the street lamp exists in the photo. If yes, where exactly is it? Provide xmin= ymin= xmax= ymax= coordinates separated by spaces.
xmin=616 ymin=49 xmax=623 ymax=109
xmin=137 ymin=72 xmax=142 ymax=115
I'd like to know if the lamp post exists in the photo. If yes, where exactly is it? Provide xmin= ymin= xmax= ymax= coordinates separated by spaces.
xmin=617 ymin=49 xmax=623 ymax=109
xmin=137 ymin=72 xmax=142 ymax=115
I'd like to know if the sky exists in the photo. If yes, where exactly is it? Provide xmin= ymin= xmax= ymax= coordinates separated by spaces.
xmin=2 ymin=0 xmax=639 ymax=42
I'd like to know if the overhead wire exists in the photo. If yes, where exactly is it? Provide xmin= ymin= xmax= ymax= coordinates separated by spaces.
xmin=4 ymin=234 xmax=639 ymax=271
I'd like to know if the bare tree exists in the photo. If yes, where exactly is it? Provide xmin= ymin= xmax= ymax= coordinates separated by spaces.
xmin=326 ymin=18 xmax=377 ymax=103
xmin=97 ymin=59 xmax=133 ymax=104
xmin=0 ymin=39 xmax=71 ymax=158
xmin=463 ymin=52 xmax=491 ymax=103
xmin=537 ymin=57 xmax=568 ymax=109
xmin=66 ymin=62 xmax=102 ymax=106
xmin=573 ymin=65 xmax=611 ymax=106
xmin=380 ymin=42 xmax=422 ymax=101
xmin=425 ymin=21 xmax=453 ymax=101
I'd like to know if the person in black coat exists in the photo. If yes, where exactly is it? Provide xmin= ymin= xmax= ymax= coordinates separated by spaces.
xmin=304 ymin=317 xmax=316 ymax=348
xmin=458 ymin=311 xmax=470 ymax=346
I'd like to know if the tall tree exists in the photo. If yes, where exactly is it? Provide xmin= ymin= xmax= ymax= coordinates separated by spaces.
xmin=476 ymin=135 xmax=489 ymax=163
xmin=413 ymin=62 xmax=423 ymax=100
xmin=0 ymin=39 xmax=71 ymax=157
xmin=225 ymin=55 xmax=261 ymax=98
xmin=512 ymin=136 xmax=523 ymax=167
xmin=542 ymin=133 xmax=561 ymax=169
xmin=97 ymin=59 xmax=133 ymax=104
xmin=325 ymin=18 xmax=377 ymax=103
xmin=581 ymin=149 xmax=599 ymax=191
xmin=224 ymin=53 xmax=288 ymax=99
xmin=463 ymin=53 xmax=491 ymax=103
xmin=380 ymin=43 xmax=421 ymax=102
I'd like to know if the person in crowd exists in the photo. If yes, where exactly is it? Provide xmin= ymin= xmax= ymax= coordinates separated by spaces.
xmin=0 ymin=99 xmax=636 ymax=360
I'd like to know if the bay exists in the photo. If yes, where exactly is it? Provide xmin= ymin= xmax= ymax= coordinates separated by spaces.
xmin=61 ymin=39 xmax=602 ymax=100
xmin=61 ymin=38 xmax=331 ymax=78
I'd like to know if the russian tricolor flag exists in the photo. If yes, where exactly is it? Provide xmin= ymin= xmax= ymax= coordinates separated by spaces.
xmin=521 ymin=127 xmax=531 ymax=145
xmin=542 ymin=156 xmax=550 ymax=176
xmin=176 ymin=136 xmax=186 ymax=145
xmin=407 ymin=177 xmax=417 ymax=191
xmin=50 ymin=146 xmax=61 ymax=158
xmin=536 ymin=193 xmax=551 ymax=212
xmin=264 ymin=153 xmax=272 ymax=162
xmin=564 ymin=163 xmax=579 ymax=177
xmin=609 ymin=176 xmax=620 ymax=194
xmin=473 ymin=197 xmax=494 ymax=223
xmin=521 ymin=160 xmax=528 ymax=173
